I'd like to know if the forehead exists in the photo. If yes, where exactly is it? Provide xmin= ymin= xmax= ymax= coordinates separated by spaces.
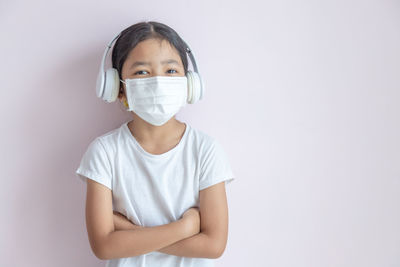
xmin=125 ymin=38 xmax=181 ymax=62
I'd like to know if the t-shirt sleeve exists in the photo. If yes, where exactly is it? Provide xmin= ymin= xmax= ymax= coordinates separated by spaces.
xmin=199 ymin=139 xmax=235 ymax=191
xmin=75 ymin=138 xmax=113 ymax=190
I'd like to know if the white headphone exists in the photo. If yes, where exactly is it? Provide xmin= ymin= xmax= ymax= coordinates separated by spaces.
xmin=96 ymin=32 xmax=204 ymax=105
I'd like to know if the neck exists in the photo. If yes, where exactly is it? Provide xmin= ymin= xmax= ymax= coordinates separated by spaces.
xmin=128 ymin=114 xmax=183 ymax=144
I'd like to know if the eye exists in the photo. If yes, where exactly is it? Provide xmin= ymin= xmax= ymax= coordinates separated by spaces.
xmin=134 ymin=70 xmax=149 ymax=75
xmin=167 ymin=69 xmax=178 ymax=74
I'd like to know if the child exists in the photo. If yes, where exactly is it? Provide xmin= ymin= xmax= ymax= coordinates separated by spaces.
xmin=75 ymin=21 xmax=235 ymax=267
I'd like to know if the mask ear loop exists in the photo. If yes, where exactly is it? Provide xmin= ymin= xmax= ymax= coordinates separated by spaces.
xmin=118 ymin=79 xmax=130 ymax=111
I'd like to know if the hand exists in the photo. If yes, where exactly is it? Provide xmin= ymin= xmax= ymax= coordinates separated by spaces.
xmin=113 ymin=211 xmax=142 ymax=231
xmin=181 ymin=207 xmax=200 ymax=237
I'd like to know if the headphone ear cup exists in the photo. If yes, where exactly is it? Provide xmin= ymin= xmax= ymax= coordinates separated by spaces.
xmin=103 ymin=68 xmax=120 ymax=103
xmin=186 ymin=71 xmax=203 ymax=104
xmin=192 ymin=72 xmax=204 ymax=102
xmin=96 ymin=69 xmax=105 ymax=99
xmin=186 ymin=71 xmax=194 ymax=104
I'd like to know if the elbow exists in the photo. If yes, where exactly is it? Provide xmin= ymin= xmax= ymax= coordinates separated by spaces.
xmin=211 ymin=244 xmax=226 ymax=259
xmin=90 ymin=235 xmax=111 ymax=260
xmin=209 ymin=238 xmax=227 ymax=259
xmin=94 ymin=246 xmax=108 ymax=261
xmin=92 ymin=242 xmax=108 ymax=260
xmin=203 ymin=230 xmax=228 ymax=259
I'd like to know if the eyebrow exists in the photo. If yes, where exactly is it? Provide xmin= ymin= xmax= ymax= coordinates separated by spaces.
xmin=130 ymin=59 xmax=180 ymax=69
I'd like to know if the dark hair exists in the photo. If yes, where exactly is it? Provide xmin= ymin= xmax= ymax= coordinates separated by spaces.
xmin=111 ymin=21 xmax=189 ymax=81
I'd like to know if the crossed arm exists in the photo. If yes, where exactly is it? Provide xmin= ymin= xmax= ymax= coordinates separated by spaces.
xmin=112 ymin=181 xmax=229 ymax=259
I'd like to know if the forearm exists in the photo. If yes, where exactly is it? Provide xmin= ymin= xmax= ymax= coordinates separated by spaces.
xmin=157 ymin=231 xmax=218 ymax=258
xmin=99 ymin=219 xmax=189 ymax=260
xmin=113 ymin=212 xmax=142 ymax=230
xmin=112 ymin=212 xmax=216 ymax=259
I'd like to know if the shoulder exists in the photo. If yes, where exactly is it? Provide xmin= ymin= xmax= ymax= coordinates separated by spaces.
xmin=90 ymin=122 xmax=126 ymax=155
xmin=97 ymin=125 xmax=122 ymax=142
xmin=187 ymin=124 xmax=226 ymax=159
xmin=187 ymin=124 xmax=219 ymax=150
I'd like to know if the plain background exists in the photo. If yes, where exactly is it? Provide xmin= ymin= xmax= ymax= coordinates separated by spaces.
xmin=1 ymin=0 xmax=399 ymax=266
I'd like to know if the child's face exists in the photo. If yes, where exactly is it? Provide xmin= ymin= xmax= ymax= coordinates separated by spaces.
xmin=119 ymin=38 xmax=185 ymax=100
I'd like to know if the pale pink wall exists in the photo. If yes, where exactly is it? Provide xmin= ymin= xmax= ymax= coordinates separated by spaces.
xmin=1 ymin=0 xmax=399 ymax=266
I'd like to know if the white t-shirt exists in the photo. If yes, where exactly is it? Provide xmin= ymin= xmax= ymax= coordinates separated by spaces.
xmin=75 ymin=120 xmax=235 ymax=267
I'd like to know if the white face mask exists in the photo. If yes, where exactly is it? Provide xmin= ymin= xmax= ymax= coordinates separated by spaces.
xmin=120 ymin=76 xmax=188 ymax=126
